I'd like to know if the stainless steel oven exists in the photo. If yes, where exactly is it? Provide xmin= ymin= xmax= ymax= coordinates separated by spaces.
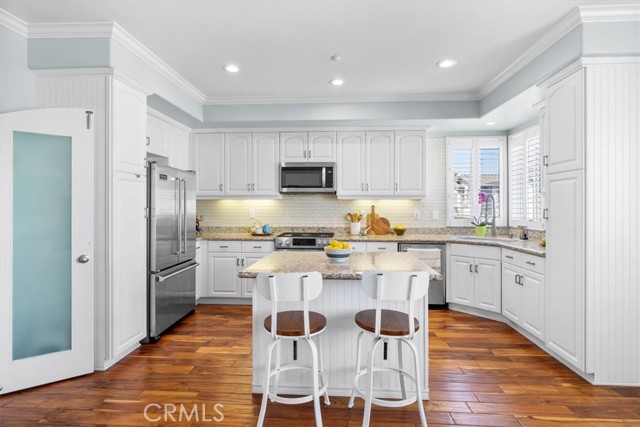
xmin=279 ymin=162 xmax=335 ymax=193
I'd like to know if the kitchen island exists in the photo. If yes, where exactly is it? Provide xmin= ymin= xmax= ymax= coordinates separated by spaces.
xmin=239 ymin=251 xmax=441 ymax=400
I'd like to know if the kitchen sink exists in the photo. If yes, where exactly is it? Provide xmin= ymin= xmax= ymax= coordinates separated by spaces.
xmin=453 ymin=236 xmax=521 ymax=243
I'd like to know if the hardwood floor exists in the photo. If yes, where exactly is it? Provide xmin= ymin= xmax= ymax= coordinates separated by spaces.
xmin=1 ymin=306 xmax=639 ymax=426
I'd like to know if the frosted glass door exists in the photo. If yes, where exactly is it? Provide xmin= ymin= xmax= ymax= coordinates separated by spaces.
xmin=0 ymin=109 xmax=95 ymax=394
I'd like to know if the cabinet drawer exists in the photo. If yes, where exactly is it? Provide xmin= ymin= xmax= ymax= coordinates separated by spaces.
xmin=450 ymin=243 xmax=501 ymax=260
xmin=208 ymin=240 xmax=242 ymax=252
xmin=502 ymin=249 xmax=521 ymax=265
xmin=521 ymin=253 xmax=546 ymax=275
xmin=366 ymin=242 xmax=397 ymax=252
xmin=346 ymin=241 xmax=367 ymax=252
xmin=241 ymin=241 xmax=275 ymax=253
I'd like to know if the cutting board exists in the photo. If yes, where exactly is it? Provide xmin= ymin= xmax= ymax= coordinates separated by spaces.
xmin=372 ymin=217 xmax=391 ymax=235
xmin=367 ymin=205 xmax=379 ymax=235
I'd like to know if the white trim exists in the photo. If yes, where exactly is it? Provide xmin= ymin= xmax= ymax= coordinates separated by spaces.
xmin=147 ymin=107 xmax=192 ymax=133
xmin=192 ymin=126 xmax=430 ymax=133
xmin=112 ymin=68 xmax=153 ymax=96
xmin=581 ymin=56 xmax=640 ymax=65
xmin=31 ymin=67 xmax=115 ymax=76
xmin=0 ymin=8 xmax=28 ymax=37
xmin=204 ymin=92 xmax=478 ymax=105
xmin=28 ymin=21 xmax=114 ymax=38
xmin=479 ymin=5 xmax=640 ymax=99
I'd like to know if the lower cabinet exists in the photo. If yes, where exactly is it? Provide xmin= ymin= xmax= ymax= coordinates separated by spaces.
xmin=206 ymin=240 xmax=274 ymax=298
xmin=501 ymin=250 xmax=546 ymax=341
xmin=449 ymin=244 xmax=501 ymax=313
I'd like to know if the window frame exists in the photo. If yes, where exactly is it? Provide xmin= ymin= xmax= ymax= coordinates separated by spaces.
xmin=446 ymin=136 xmax=507 ymax=227
xmin=508 ymin=125 xmax=544 ymax=230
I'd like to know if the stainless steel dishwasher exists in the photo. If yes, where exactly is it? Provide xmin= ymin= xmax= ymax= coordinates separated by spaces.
xmin=398 ymin=243 xmax=446 ymax=306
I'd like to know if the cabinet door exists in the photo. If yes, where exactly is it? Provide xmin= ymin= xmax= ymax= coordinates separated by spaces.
xmin=474 ymin=258 xmax=501 ymax=313
xmin=242 ymin=253 xmax=269 ymax=297
xmin=395 ymin=131 xmax=426 ymax=197
xmin=501 ymin=264 xmax=522 ymax=323
xmin=449 ymin=255 xmax=475 ymax=307
xmin=545 ymin=69 xmax=584 ymax=174
xmin=111 ymin=78 xmax=147 ymax=174
xmin=522 ymin=270 xmax=545 ymax=341
xmin=308 ymin=132 xmax=336 ymax=161
xmin=346 ymin=241 xmax=367 ymax=252
xmin=546 ymin=170 xmax=585 ymax=370
xmin=208 ymin=253 xmax=241 ymax=297
xmin=280 ymin=132 xmax=308 ymax=162
xmin=111 ymin=171 xmax=147 ymax=355
xmin=167 ymin=126 xmax=189 ymax=170
xmin=146 ymin=114 xmax=168 ymax=157
xmin=337 ymin=132 xmax=366 ymax=197
xmin=225 ymin=133 xmax=252 ymax=195
xmin=366 ymin=132 xmax=395 ymax=196
xmin=193 ymin=133 xmax=224 ymax=196
xmin=253 ymin=133 xmax=280 ymax=196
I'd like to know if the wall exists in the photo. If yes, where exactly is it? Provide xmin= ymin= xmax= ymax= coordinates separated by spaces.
xmin=197 ymin=138 xmax=447 ymax=229
xmin=0 ymin=25 xmax=34 ymax=112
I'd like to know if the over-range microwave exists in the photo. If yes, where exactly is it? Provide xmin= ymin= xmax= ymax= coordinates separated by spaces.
xmin=279 ymin=162 xmax=336 ymax=193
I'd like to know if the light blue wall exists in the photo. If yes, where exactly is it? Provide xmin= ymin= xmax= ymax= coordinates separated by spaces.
xmin=0 ymin=26 xmax=34 ymax=113
xmin=583 ymin=21 xmax=640 ymax=56
xmin=147 ymin=94 xmax=203 ymax=128
xmin=28 ymin=37 xmax=110 ymax=69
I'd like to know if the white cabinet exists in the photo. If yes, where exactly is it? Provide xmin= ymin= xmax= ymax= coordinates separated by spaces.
xmin=111 ymin=78 xmax=147 ymax=175
xmin=147 ymin=113 xmax=190 ymax=170
xmin=110 ymin=171 xmax=147 ymax=355
xmin=166 ymin=125 xmax=189 ymax=170
xmin=206 ymin=240 xmax=274 ymax=299
xmin=366 ymin=242 xmax=397 ymax=252
xmin=544 ymin=69 xmax=584 ymax=175
xmin=545 ymin=169 xmax=585 ymax=370
xmin=502 ymin=250 xmax=546 ymax=341
xmin=337 ymin=130 xmax=426 ymax=198
xmin=280 ymin=132 xmax=336 ymax=162
xmin=448 ymin=244 xmax=501 ymax=313
xmin=146 ymin=114 xmax=167 ymax=157
xmin=225 ymin=133 xmax=253 ymax=195
xmin=395 ymin=131 xmax=426 ymax=196
xmin=193 ymin=133 xmax=225 ymax=196
xmin=366 ymin=132 xmax=395 ymax=196
xmin=252 ymin=133 xmax=280 ymax=196
xmin=346 ymin=241 xmax=367 ymax=252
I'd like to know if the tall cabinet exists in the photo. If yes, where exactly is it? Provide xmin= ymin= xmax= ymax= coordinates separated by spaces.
xmin=35 ymin=72 xmax=149 ymax=369
xmin=540 ymin=60 xmax=640 ymax=385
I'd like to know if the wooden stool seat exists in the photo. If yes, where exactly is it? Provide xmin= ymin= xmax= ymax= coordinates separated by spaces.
xmin=264 ymin=311 xmax=327 ymax=337
xmin=355 ymin=309 xmax=419 ymax=336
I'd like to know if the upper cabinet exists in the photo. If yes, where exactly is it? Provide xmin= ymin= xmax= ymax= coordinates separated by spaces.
xmin=146 ymin=111 xmax=190 ymax=170
xmin=337 ymin=130 xmax=426 ymax=199
xmin=193 ymin=133 xmax=225 ymax=196
xmin=544 ymin=69 xmax=584 ymax=174
xmin=112 ymin=78 xmax=147 ymax=175
xmin=280 ymin=131 xmax=336 ymax=162
xmin=225 ymin=133 xmax=253 ymax=195
xmin=252 ymin=133 xmax=280 ymax=196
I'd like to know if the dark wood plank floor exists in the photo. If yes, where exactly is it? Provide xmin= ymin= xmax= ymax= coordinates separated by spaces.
xmin=1 ymin=305 xmax=639 ymax=426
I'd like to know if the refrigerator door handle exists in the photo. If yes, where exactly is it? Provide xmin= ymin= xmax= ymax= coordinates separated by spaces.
xmin=176 ymin=177 xmax=182 ymax=255
xmin=182 ymin=179 xmax=187 ymax=254
xmin=156 ymin=262 xmax=200 ymax=282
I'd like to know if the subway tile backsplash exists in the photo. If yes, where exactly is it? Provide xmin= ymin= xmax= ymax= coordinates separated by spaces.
xmin=197 ymin=138 xmax=447 ymax=229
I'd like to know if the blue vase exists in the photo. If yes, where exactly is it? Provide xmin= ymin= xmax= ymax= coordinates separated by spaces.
xmin=262 ymin=224 xmax=271 ymax=234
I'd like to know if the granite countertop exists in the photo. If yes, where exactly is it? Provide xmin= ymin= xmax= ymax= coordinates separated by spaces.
xmin=238 ymin=251 xmax=443 ymax=281
xmin=198 ymin=231 xmax=545 ymax=257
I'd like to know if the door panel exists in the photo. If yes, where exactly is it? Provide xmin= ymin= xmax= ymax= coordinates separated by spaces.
xmin=366 ymin=131 xmax=395 ymax=195
xmin=225 ymin=133 xmax=252 ymax=195
xmin=337 ymin=132 xmax=366 ymax=196
xmin=308 ymin=132 xmax=336 ymax=161
xmin=280 ymin=132 xmax=307 ymax=162
xmin=395 ymin=131 xmax=426 ymax=196
xmin=450 ymin=255 xmax=474 ymax=306
xmin=522 ymin=270 xmax=545 ymax=341
xmin=208 ymin=253 xmax=241 ymax=297
xmin=0 ymin=109 xmax=94 ymax=394
xmin=502 ymin=264 xmax=521 ymax=323
xmin=179 ymin=170 xmax=197 ymax=264
xmin=475 ymin=258 xmax=501 ymax=313
xmin=149 ymin=164 xmax=180 ymax=271
xmin=253 ymin=133 xmax=279 ymax=196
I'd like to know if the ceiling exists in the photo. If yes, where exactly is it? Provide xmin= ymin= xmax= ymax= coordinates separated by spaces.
xmin=0 ymin=0 xmax=630 ymax=105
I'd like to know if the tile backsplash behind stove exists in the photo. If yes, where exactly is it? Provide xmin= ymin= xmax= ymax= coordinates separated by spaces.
xmin=197 ymin=138 xmax=447 ymax=229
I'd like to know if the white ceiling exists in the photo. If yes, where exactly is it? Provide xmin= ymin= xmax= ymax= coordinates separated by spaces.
xmin=0 ymin=0 xmax=630 ymax=104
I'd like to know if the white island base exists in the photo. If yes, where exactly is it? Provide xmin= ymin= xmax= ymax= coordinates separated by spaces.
xmin=250 ymin=278 xmax=429 ymax=400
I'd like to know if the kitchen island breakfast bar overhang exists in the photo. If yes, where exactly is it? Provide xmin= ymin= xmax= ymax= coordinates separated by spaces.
xmin=238 ymin=251 xmax=442 ymax=399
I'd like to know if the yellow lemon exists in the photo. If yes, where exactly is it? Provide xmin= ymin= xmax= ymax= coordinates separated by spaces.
xmin=343 ymin=243 xmax=351 ymax=249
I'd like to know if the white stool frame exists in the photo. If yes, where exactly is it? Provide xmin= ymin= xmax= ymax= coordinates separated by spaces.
xmin=348 ymin=271 xmax=429 ymax=427
xmin=256 ymin=272 xmax=330 ymax=427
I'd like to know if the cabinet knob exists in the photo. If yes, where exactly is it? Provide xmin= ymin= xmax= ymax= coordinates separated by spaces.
xmin=77 ymin=255 xmax=90 ymax=264
xmin=146 ymin=136 xmax=151 ymax=146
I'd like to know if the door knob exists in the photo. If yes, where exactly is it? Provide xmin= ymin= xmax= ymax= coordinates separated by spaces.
xmin=77 ymin=255 xmax=90 ymax=264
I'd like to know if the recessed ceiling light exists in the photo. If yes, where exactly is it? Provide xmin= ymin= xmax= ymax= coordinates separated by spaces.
xmin=486 ymin=121 xmax=496 ymax=126
xmin=223 ymin=64 xmax=240 ymax=73
xmin=436 ymin=59 xmax=458 ymax=68
xmin=330 ymin=55 xmax=341 ymax=61
xmin=329 ymin=78 xmax=344 ymax=86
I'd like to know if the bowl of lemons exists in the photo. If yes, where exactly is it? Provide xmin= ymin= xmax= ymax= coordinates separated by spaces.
xmin=324 ymin=240 xmax=352 ymax=263
xmin=393 ymin=224 xmax=408 ymax=236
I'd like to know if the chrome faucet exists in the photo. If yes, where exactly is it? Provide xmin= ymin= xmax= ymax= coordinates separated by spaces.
xmin=485 ymin=194 xmax=497 ymax=237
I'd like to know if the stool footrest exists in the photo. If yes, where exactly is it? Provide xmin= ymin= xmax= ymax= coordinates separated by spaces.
xmin=267 ymin=364 xmax=329 ymax=406
xmin=351 ymin=367 xmax=420 ymax=408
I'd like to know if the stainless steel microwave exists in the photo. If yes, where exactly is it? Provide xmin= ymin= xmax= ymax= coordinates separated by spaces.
xmin=279 ymin=162 xmax=336 ymax=193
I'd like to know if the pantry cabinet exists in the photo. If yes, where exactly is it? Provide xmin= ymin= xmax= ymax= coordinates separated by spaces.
xmin=111 ymin=78 xmax=147 ymax=175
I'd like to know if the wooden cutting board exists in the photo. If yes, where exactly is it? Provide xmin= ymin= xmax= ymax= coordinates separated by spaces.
xmin=367 ymin=205 xmax=379 ymax=235
xmin=372 ymin=217 xmax=391 ymax=235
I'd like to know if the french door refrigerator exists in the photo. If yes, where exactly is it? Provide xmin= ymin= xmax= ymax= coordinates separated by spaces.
xmin=147 ymin=162 xmax=197 ymax=340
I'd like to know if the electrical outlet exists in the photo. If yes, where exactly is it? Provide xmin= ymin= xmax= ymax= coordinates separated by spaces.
xmin=249 ymin=209 xmax=255 ymax=219
xmin=360 ymin=209 xmax=366 ymax=217
xmin=432 ymin=210 xmax=440 ymax=220
xmin=413 ymin=210 xmax=421 ymax=220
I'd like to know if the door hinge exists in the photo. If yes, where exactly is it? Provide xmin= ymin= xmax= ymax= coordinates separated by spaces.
xmin=543 ymin=155 xmax=549 ymax=167
xmin=543 ymin=208 xmax=549 ymax=220
xmin=85 ymin=110 xmax=94 ymax=130
xmin=144 ymin=207 xmax=149 ymax=218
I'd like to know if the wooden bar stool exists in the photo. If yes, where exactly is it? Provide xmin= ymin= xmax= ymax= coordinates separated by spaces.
xmin=348 ymin=270 xmax=429 ymax=427
xmin=256 ymin=272 xmax=330 ymax=427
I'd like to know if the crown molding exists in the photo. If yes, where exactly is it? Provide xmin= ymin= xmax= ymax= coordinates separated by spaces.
xmin=0 ymin=9 xmax=28 ymax=37
xmin=28 ymin=21 xmax=113 ymax=38
xmin=479 ymin=4 xmax=640 ymax=99
xmin=204 ymin=92 xmax=479 ymax=105
xmin=31 ymin=67 xmax=115 ymax=76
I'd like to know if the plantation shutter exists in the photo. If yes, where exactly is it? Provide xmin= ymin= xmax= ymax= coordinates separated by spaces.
xmin=509 ymin=132 xmax=526 ymax=223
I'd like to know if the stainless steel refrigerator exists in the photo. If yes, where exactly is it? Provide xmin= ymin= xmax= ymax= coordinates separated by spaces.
xmin=147 ymin=162 xmax=198 ymax=340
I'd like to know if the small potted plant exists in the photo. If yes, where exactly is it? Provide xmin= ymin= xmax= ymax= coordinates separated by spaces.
xmin=472 ymin=192 xmax=489 ymax=236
